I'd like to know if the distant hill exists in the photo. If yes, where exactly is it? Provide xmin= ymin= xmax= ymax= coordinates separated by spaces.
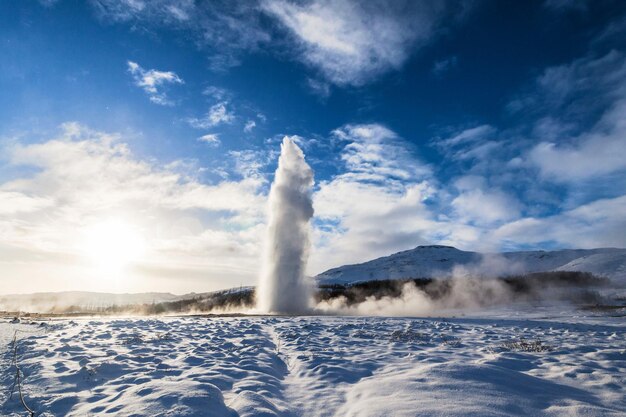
xmin=0 ymin=287 xmax=255 ymax=315
xmin=315 ymin=245 xmax=626 ymax=285
xmin=0 ymin=291 xmax=182 ymax=313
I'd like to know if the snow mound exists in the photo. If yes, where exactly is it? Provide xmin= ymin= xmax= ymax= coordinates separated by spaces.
xmin=556 ymin=252 xmax=626 ymax=283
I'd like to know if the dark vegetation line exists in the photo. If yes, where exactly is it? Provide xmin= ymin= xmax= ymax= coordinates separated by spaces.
xmin=317 ymin=271 xmax=610 ymax=306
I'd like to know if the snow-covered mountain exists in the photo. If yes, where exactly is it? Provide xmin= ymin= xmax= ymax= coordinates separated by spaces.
xmin=315 ymin=245 xmax=626 ymax=285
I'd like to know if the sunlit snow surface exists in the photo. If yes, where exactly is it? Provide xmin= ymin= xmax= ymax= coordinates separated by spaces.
xmin=1 ymin=310 xmax=625 ymax=416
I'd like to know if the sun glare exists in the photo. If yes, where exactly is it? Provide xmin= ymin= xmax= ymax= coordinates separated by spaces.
xmin=83 ymin=219 xmax=146 ymax=274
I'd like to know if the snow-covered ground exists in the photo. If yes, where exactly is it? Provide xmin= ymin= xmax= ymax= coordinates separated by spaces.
xmin=1 ymin=310 xmax=625 ymax=416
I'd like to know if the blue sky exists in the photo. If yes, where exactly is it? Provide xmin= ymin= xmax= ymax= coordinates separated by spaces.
xmin=1 ymin=0 xmax=625 ymax=294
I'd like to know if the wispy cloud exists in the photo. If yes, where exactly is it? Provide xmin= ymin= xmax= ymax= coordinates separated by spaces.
xmin=93 ymin=1 xmax=271 ymax=71
xmin=526 ymin=51 xmax=626 ymax=182
xmin=543 ymin=0 xmax=588 ymax=12
xmin=432 ymin=55 xmax=458 ymax=76
xmin=187 ymin=102 xmax=235 ymax=128
xmin=433 ymin=124 xmax=497 ymax=155
xmin=244 ymin=120 xmax=256 ymax=133
xmin=262 ymin=0 xmax=452 ymax=86
xmin=95 ymin=1 xmax=467 ymax=87
xmin=127 ymin=60 xmax=183 ymax=105
xmin=430 ymin=46 xmax=626 ymax=213
xmin=197 ymin=133 xmax=220 ymax=146
xmin=202 ymin=85 xmax=231 ymax=101
xmin=207 ymin=103 xmax=235 ymax=125
xmin=306 ymin=78 xmax=331 ymax=98
xmin=530 ymin=105 xmax=626 ymax=181
xmin=228 ymin=148 xmax=274 ymax=180
xmin=432 ymin=124 xmax=502 ymax=166
xmin=332 ymin=123 xmax=432 ymax=184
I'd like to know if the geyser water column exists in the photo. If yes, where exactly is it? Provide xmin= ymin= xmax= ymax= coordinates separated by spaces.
xmin=257 ymin=137 xmax=314 ymax=314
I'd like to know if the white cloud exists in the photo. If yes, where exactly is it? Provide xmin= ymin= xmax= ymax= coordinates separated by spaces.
xmin=433 ymin=125 xmax=503 ymax=166
xmin=333 ymin=124 xmax=432 ymax=184
xmin=312 ymin=179 xmax=438 ymax=272
xmin=0 ymin=123 xmax=267 ymax=294
xmin=6 ymin=124 xmax=265 ymax=215
xmin=493 ymin=195 xmax=626 ymax=249
xmin=91 ymin=0 xmax=152 ymax=21
xmin=434 ymin=124 xmax=496 ymax=149
xmin=540 ymin=50 xmax=626 ymax=104
xmin=308 ymin=25 xmax=626 ymax=272
xmin=451 ymin=176 xmax=522 ymax=225
xmin=528 ymin=51 xmax=626 ymax=182
xmin=310 ymin=124 xmax=438 ymax=272
xmin=433 ymin=50 xmax=626 ymax=205
xmin=308 ymin=123 xmax=528 ymax=272
xmin=530 ymin=118 xmax=626 ymax=181
xmin=228 ymin=149 xmax=274 ymax=180
xmin=262 ymin=0 xmax=448 ymax=86
xmin=309 ymin=131 xmax=525 ymax=274
xmin=197 ymin=133 xmax=220 ymax=146
xmin=306 ymin=78 xmax=331 ymax=98
xmin=0 ymin=190 xmax=54 ymax=215
xmin=96 ymin=1 xmax=466 ymax=85
xmin=244 ymin=120 xmax=256 ymax=133
xmin=127 ymin=60 xmax=183 ymax=105
xmin=187 ymin=102 xmax=235 ymax=128
xmin=164 ymin=3 xmax=192 ymax=21
xmin=308 ymin=120 xmax=624 ymax=274
xmin=5 ymin=120 xmax=623 ymax=292
xmin=510 ymin=50 xmax=626 ymax=117
xmin=202 ymin=86 xmax=230 ymax=101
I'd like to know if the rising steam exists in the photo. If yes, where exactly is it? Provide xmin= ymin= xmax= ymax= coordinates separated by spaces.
xmin=257 ymin=138 xmax=314 ymax=314
xmin=314 ymin=256 xmax=609 ymax=317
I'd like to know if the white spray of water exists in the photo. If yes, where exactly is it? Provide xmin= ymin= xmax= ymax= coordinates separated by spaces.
xmin=257 ymin=137 xmax=314 ymax=314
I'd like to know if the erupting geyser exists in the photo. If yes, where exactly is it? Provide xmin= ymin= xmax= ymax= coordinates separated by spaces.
xmin=257 ymin=137 xmax=314 ymax=314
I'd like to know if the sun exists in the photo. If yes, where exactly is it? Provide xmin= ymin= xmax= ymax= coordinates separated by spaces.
xmin=83 ymin=219 xmax=146 ymax=274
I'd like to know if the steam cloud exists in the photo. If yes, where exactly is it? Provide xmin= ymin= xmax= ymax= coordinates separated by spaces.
xmin=257 ymin=138 xmax=315 ymax=314
xmin=314 ymin=255 xmax=609 ymax=316
xmin=315 ymin=278 xmax=513 ymax=316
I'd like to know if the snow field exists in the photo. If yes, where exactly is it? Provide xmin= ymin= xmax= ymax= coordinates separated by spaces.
xmin=1 ymin=313 xmax=625 ymax=416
